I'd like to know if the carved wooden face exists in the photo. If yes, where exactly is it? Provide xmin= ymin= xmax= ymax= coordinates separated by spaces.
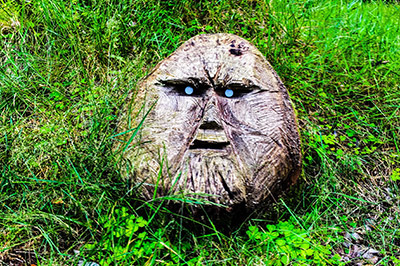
xmin=131 ymin=33 xmax=301 ymax=209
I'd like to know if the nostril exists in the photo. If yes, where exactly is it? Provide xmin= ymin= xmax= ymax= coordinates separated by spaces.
xmin=199 ymin=121 xmax=223 ymax=130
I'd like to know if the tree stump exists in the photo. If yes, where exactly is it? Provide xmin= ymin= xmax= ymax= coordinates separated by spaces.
xmin=120 ymin=33 xmax=301 ymax=213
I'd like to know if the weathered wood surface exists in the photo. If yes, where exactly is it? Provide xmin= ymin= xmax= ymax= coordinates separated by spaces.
xmin=120 ymin=33 xmax=301 ymax=211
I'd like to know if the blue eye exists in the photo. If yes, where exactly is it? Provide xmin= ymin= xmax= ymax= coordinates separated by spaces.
xmin=185 ymin=86 xmax=194 ymax=95
xmin=225 ymin=89 xmax=234 ymax=97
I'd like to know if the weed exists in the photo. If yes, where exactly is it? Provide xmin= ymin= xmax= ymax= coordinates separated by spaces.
xmin=245 ymin=218 xmax=342 ymax=265
xmin=82 ymin=207 xmax=166 ymax=265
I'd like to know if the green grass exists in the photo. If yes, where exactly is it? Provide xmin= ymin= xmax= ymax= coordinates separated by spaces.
xmin=1 ymin=0 xmax=399 ymax=265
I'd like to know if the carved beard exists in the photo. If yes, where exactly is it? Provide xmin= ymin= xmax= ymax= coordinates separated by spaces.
xmin=128 ymin=33 xmax=301 ymax=209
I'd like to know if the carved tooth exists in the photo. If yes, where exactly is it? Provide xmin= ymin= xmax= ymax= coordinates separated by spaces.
xmin=195 ymin=129 xmax=228 ymax=142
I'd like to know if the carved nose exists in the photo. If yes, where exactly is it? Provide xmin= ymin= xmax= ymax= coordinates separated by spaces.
xmin=192 ymin=99 xmax=229 ymax=144
xmin=201 ymin=100 xmax=223 ymax=130
xmin=200 ymin=120 xmax=223 ymax=130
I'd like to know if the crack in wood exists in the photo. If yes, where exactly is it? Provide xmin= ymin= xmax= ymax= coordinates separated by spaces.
xmin=218 ymin=171 xmax=235 ymax=200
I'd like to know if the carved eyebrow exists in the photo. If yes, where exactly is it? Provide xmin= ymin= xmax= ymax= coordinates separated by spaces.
xmin=224 ymin=81 xmax=261 ymax=91
xmin=158 ymin=79 xmax=187 ymax=86
xmin=158 ymin=78 xmax=209 ymax=87
xmin=225 ymin=83 xmax=260 ymax=90
xmin=158 ymin=79 xmax=209 ymax=96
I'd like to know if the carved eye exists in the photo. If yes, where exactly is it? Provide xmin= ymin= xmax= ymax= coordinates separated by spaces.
xmin=225 ymin=89 xmax=234 ymax=97
xmin=176 ymin=84 xmax=206 ymax=96
xmin=185 ymin=86 xmax=194 ymax=95
xmin=163 ymin=83 xmax=207 ymax=97
xmin=217 ymin=86 xmax=253 ymax=98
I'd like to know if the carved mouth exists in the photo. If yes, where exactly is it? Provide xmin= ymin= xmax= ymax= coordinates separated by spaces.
xmin=191 ymin=119 xmax=230 ymax=151
xmin=189 ymin=140 xmax=230 ymax=150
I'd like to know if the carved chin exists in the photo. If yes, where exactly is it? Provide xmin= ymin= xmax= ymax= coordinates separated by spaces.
xmin=139 ymin=142 xmax=245 ymax=206
xmin=175 ymin=148 xmax=245 ymax=206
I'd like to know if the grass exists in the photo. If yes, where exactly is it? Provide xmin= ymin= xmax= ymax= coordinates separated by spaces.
xmin=1 ymin=0 xmax=399 ymax=265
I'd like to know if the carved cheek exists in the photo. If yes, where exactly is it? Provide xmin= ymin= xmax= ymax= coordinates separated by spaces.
xmin=152 ymin=93 xmax=206 ymax=158
xmin=217 ymin=98 xmax=254 ymax=166
xmin=218 ymin=92 xmax=285 ymax=167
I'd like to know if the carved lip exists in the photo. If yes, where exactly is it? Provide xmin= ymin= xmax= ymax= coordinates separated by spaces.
xmin=190 ymin=128 xmax=230 ymax=151
xmin=189 ymin=139 xmax=230 ymax=150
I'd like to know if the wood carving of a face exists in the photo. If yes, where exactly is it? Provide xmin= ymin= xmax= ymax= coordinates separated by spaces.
xmin=127 ymin=33 xmax=301 ymax=210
